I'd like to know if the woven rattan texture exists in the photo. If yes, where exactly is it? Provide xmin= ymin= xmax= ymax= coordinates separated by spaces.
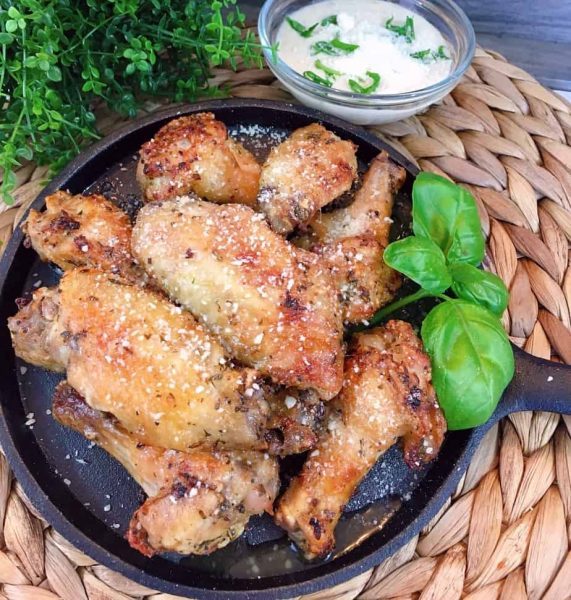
xmin=0 ymin=47 xmax=569 ymax=599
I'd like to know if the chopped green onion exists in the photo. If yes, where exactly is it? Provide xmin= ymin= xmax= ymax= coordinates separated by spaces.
xmin=303 ymin=70 xmax=333 ymax=87
xmin=385 ymin=15 xmax=415 ymax=43
xmin=433 ymin=45 xmax=449 ymax=60
xmin=348 ymin=71 xmax=381 ymax=94
xmin=311 ymin=37 xmax=359 ymax=56
xmin=321 ymin=15 xmax=338 ymax=26
xmin=286 ymin=16 xmax=318 ymax=38
xmin=315 ymin=59 xmax=343 ymax=78
xmin=410 ymin=49 xmax=431 ymax=60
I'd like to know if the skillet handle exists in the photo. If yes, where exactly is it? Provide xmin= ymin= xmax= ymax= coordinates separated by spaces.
xmin=490 ymin=345 xmax=571 ymax=423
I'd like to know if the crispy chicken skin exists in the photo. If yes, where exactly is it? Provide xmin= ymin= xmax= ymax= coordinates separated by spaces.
xmin=275 ymin=321 xmax=446 ymax=559
xmin=137 ymin=113 xmax=261 ymax=205
xmin=23 ymin=191 xmax=143 ymax=283
xmin=132 ymin=196 xmax=344 ymax=399
xmin=257 ymin=124 xmax=358 ymax=234
xmin=52 ymin=383 xmax=279 ymax=556
xmin=296 ymin=152 xmax=405 ymax=324
xmin=8 ymin=269 xmax=320 ymax=454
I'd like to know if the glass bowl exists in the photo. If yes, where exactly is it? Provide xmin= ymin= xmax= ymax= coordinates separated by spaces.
xmin=258 ymin=0 xmax=476 ymax=125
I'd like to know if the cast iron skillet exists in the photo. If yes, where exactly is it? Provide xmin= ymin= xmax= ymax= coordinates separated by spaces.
xmin=0 ymin=99 xmax=570 ymax=599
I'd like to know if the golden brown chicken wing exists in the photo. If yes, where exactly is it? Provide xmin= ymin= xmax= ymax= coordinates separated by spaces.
xmin=52 ymin=382 xmax=279 ymax=556
xmin=275 ymin=320 xmax=446 ymax=559
xmin=295 ymin=152 xmax=405 ymax=324
xmin=257 ymin=124 xmax=358 ymax=234
xmin=8 ymin=269 xmax=320 ymax=454
xmin=137 ymin=113 xmax=261 ymax=205
xmin=23 ymin=191 xmax=143 ymax=283
xmin=132 ymin=196 xmax=344 ymax=399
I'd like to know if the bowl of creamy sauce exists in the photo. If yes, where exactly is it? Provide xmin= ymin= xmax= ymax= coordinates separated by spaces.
xmin=259 ymin=0 xmax=476 ymax=124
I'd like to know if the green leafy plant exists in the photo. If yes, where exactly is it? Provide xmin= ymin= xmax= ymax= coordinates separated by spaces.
xmin=385 ymin=15 xmax=415 ymax=43
xmin=371 ymin=172 xmax=514 ymax=430
xmin=0 ymin=0 xmax=269 ymax=205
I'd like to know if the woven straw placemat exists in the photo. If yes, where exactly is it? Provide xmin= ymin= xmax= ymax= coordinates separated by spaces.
xmin=0 ymin=47 xmax=570 ymax=600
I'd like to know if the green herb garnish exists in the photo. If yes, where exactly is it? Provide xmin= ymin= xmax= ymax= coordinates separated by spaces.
xmin=303 ymin=70 xmax=333 ymax=87
xmin=314 ymin=59 xmax=342 ymax=78
xmin=385 ymin=15 xmax=415 ymax=43
xmin=348 ymin=71 xmax=381 ymax=94
xmin=433 ymin=44 xmax=449 ymax=60
xmin=368 ymin=173 xmax=513 ymax=430
xmin=410 ymin=49 xmax=431 ymax=60
xmin=321 ymin=15 xmax=338 ymax=26
xmin=286 ymin=16 xmax=318 ymax=38
xmin=0 ymin=0 xmax=271 ymax=205
xmin=311 ymin=38 xmax=359 ymax=56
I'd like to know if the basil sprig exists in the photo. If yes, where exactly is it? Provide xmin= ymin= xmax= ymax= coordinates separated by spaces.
xmin=386 ymin=15 xmax=415 ymax=43
xmin=311 ymin=38 xmax=359 ymax=56
xmin=348 ymin=71 xmax=381 ymax=94
xmin=373 ymin=172 xmax=514 ymax=430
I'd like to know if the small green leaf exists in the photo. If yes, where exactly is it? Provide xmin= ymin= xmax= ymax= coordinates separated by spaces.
xmin=412 ymin=172 xmax=485 ymax=265
xmin=449 ymin=263 xmax=509 ymax=316
xmin=314 ymin=59 xmax=342 ymax=78
xmin=433 ymin=45 xmax=449 ymax=60
xmin=421 ymin=299 xmax=514 ymax=429
xmin=410 ymin=49 xmax=431 ymax=60
xmin=386 ymin=15 xmax=415 ymax=43
xmin=303 ymin=70 xmax=332 ymax=87
xmin=311 ymin=37 xmax=359 ymax=56
xmin=384 ymin=236 xmax=452 ymax=294
xmin=348 ymin=71 xmax=381 ymax=94
xmin=5 ymin=20 xmax=18 ymax=33
xmin=0 ymin=32 xmax=14 ymax=44
xmin=321 ymin=15 xmax=338 ymax=26
xmin=286 ymin=16 xmax=318 ymax=38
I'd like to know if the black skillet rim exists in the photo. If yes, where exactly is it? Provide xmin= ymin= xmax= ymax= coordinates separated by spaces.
xmin=0 ymin=98 xmax=483 ymax=599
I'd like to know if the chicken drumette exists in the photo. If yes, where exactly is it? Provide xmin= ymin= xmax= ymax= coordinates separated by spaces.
xmin=275 ymin=320 xmax=446 ymax=559
xmin=295 ymin=152 xmax=405 ymax=324
xmin=8 ymin=269 xmax=319 ymax=454
xmin=53 ymin=382 xmax=279 ymax=556
xmin=137 ymin=113 xmax=261 ymax=205
xmin=257 ymin=124 xmax=358 ymax=234
xmin=132 ymin=195 xmax=344 ymax=399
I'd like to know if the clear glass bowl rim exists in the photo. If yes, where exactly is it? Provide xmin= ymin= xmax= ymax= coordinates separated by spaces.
xmin=258 ymin=0 xmax=476 ymax=105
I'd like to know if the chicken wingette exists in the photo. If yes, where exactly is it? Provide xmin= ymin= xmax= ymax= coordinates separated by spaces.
xmin=23 ymin=191 xmax=144 ymax=284
xmin=275 ymin=320 xmax=446 ymax=559
xmin=137 ymin=113 xmax=261 ymax=205
xmin=8 ymin=269 xmax=320 ymax=454
xmin=132 ymin=195 xmax=344 ymax=399
xmin=53 ymin=382 xmax=279 ymax=556
xmin=257 ymin=124 xmax=358 ymax=234
xmin=295 ymin=152 xmax=405 ymax=324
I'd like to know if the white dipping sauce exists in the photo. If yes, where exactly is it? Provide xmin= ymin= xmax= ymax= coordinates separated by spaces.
xmin=277 ymin=0 xmax=452 ymax=95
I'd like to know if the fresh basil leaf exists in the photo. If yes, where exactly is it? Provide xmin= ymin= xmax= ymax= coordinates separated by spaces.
xmin=348 ymin=71 xmax=381 ymax=94
xmin=315 ymin=59 xmax=342 ymax=78
xmin=385 ymin=15 xmax=415 ymax=43
xmin=286 ymin=16 xmax=318 ymax=38
xmin=449 ymin=263 xmax=509 ymax=317
xmin=384 ymin=236 xmax=452 ymax=294
xmin=303 ymin=70 xmax=332 ymax=87
xmin=311 ymin=38 xmax=359 ymax=56
xmin=412 ymin=172 xmax=485 ymax=266
xmin=421 ymin=299 xmax=514 ymax=430
xmin=321 ymin=15 xmax=338 ymax=26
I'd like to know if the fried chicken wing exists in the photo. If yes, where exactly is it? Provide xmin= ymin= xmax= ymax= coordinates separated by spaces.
xmin=137 ymin=113 xmax=261 ymax=205
xmin=295 ymin=152 xmax=405 ymax=324
xmin=23 ymin=191 xmax=144 ymax=283
xmin=8 ymin=269 xmax=320 ymax=453
xmin=132 ymin=196 xmax=344 ymax=399
xmin=52 ymin=382 xmax=279 ymax=556
xmin=275 ymin=320 xmax=446 ymax=559
xmin=257 ymin=124 xmax=358 ymax=234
